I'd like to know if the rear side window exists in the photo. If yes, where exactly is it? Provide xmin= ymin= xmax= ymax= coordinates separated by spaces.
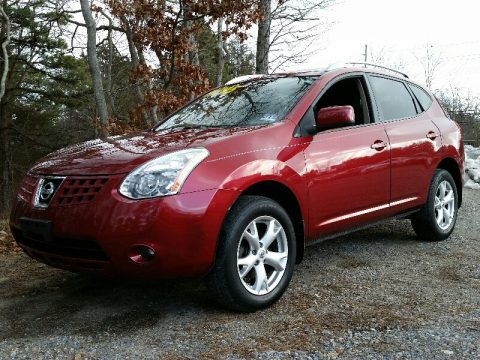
xmin=370 ymin=76 xmax=417 ymax=121
xmin=409 ymin=84 xmax=433 ymax=111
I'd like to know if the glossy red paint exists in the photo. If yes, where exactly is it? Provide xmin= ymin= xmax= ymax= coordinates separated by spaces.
xmin=11 ymin=174 xmax=238 ymax=277
xmin=10 ymin=67 xmax=464 ymax=278
xmin=315 ymin=105 xmax=355 ymax=130
xmin=303 ymin=121 xmax=391 ymax=238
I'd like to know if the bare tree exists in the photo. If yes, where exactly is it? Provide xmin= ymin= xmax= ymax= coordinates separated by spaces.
xmin=256 ymin=0 xmax=334 ymax=74
xmin=415 ymin=44 xmax=442 ymax=89
xmin=436 ymin=84 xmax=480 ymax=144
xmin=368 ymin=46 xmax=407 ymax=72
xmin=437 ymin=83 xmax=480 ymax=116
xmin=80 ymin=0 xmax=109 ymax=136
xmin=0 ymin=3 xmax=10 ymax=101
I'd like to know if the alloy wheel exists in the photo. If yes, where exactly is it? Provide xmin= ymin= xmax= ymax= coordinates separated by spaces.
xmin=434 ymin=180 xmax=455 ymax=230
xmin=236 ymin=216 xmax=288 ymax=295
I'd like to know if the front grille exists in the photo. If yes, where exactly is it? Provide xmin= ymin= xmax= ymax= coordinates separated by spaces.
xmin=18 ymin=174 xmax=38 ymax=202
xmin=12 ymin=227 xmax=109 ymax=261
xmin=54 ymin=177 xmax=109 ymax=205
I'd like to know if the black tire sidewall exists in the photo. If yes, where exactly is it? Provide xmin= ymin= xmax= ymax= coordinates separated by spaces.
xmin=221 ymin=197 xmax=296 ymax=310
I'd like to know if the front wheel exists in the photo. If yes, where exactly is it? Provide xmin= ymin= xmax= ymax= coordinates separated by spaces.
xmin=206 ymin=196 xmax=296 ymax=312
xmin=411 ymin=169 xmax=458 ymax=241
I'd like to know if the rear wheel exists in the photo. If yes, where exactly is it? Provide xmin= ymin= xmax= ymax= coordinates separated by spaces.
xmin=411 ymin=169 xmax=458 ymax=241
xmin=207 ymin=196 xmax=296 ymax=312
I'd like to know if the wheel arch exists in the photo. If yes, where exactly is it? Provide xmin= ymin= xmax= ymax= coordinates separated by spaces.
xmin=436 ymin=157 xmax=463 ymax=207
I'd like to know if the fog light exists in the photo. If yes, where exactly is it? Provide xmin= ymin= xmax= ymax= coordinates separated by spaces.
xmin=128 ymin=245 xmax=156 ymax=264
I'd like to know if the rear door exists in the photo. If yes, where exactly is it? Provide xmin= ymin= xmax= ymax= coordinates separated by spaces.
xmin=301 ymin=75 xmax=391 ymax=239
xmin=368 ymin=75 xmax=442 ymax=211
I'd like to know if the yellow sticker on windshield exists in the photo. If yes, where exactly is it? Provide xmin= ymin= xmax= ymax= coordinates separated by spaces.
xmin=207 ymin=84 xmax=241 ymax=97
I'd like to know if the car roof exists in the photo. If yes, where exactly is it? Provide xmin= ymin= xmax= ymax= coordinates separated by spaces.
xmin=226 ymin=64 xmax=429 ymax=93
xmin=280 ymin=62 xmax=409 ymax=78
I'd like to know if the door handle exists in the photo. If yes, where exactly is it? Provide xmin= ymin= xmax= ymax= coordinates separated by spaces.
xmin=426 ymin=131 xmax=439 ymax=140
xmin=371 ymin=140 xmax=387 ymax=151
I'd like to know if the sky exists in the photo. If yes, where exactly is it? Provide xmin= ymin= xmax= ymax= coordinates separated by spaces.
xmin=284 ymin=0 xmax=480 ymax=97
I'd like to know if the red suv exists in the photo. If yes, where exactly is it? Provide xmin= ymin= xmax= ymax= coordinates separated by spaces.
xmin=10 ymin=65 xmax=464 ymax=311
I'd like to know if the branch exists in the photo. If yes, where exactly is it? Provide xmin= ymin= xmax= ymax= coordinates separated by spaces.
xmin=10 ymin=55 xmax=78 ymax=85
xmin=66 ymin=18 xmax=124 ymax=33
xmin=71 ymin=25 xmax=79 ymax=50
xmin=9 ymin=86 xmax=92 ymax=101
xmin=10 ymin=125 xmax=56 ymax=151
xmin=270 ymin=34 xmax=320 ymax=73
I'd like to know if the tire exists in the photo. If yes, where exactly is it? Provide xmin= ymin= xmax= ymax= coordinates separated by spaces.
xmin=206 ymin=195 xmax=296 ymax=312
xmin=411 ymin=169 xmax=458 ymax=241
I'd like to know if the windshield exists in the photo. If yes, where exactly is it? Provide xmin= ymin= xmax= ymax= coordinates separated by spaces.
xmin=155 ymin=76 xmax=317 ymax=131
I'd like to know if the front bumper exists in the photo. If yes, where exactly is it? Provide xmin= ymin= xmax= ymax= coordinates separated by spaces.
xmin=10 ymin=173 xmax=237 ymax=278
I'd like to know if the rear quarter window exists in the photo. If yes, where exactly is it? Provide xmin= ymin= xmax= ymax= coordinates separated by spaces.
xmin=408 ymin=84 xmax=433 ymax=111
xmin=369 ymin=76 xmax=417 ymax=121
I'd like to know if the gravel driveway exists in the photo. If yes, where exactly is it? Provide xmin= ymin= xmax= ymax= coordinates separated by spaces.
xmin=1 ymin=190 xmax=479 ymax=359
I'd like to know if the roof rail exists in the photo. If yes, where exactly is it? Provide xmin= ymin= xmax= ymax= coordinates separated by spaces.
xmin=274 ymin=67 xmax=327 ymax=74
xmin=324 ymin=62 xmax=347 ymax=71
xmin=345 ymin=62 xmax=409 ymax=78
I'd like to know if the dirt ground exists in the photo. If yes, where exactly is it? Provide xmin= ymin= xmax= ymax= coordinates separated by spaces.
xmin=0 ymin=190 xmax=479 ymax=359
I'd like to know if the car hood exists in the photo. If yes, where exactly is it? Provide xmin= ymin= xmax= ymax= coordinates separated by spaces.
xmin=30 ymin=127 xmax=254 ymax=176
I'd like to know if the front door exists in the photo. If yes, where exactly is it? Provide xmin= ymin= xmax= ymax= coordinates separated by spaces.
xmin=301 ymin=76 xmax=391 ymax=240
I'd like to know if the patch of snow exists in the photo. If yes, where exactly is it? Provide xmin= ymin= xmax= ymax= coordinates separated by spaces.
xmin=225 ymin=74 xmax=265 ymax=85
xmin=464 ymin=145 xmax=480 ymax=189
xmin=465 ymin=179 xmax=480 ymax=190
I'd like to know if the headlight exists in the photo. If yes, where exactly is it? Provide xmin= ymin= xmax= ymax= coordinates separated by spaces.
xmin=119 ymin=148 xmax=209 ymax=199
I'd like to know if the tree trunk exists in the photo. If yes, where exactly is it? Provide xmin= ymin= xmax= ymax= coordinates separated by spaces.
xmin=0 ymin=141 xmax=9 ymax=214
xmin=120 ymin=15 xmax=154 ymax=126
xmin=80 ymin=0 xmax=109 ymax=137
xmin=136 ymin=44 xmax=158 ymax=126
xmin=121 ymin=16 xmax=144 ymax=105
xmin=100 ymin=9 xmax=124 ymax=121
xmin=0 ymin=4 xmax=10 ymax=101
xmin=0 ymin=96 xmax=10 ymax=215
xmin=256 ymin=0 xmax=271 ymax=74
xmin=184 ymin=3 xmax=200 ymax=100
xmin=216 ymin=17 xmax=225 ymax=86
xmin=0 ymin=3 xmax=11 ymax=213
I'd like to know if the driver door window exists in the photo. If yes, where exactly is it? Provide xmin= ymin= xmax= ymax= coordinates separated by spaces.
xmin=313 ymin=77 xmax=371 ymax=127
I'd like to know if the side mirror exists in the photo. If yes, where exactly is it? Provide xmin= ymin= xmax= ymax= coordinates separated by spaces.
xmin=315 ymin=105 xmax=355 ymax=131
